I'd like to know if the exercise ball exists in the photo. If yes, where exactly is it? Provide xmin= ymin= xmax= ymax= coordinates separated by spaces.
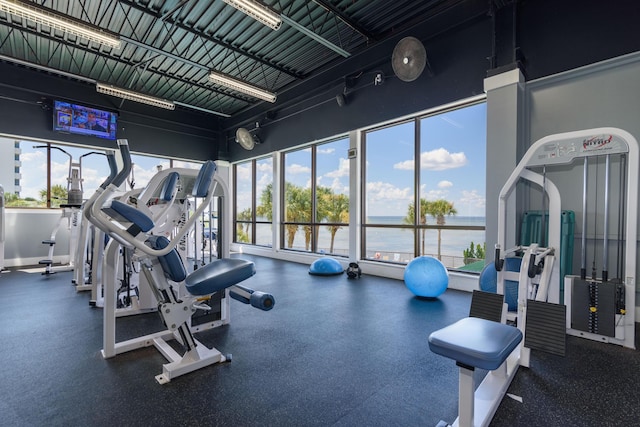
xmin=478 ymin=257 xmax=520 ymax=311
xmin=309 ymin=257 xmax=344 ymax=276
xmin=404 ymin=256 xmax=449 ymax=297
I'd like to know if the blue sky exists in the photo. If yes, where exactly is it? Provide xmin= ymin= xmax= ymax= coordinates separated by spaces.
xmin=15 ymin=142 xmax=199 ymax=200
xmin=283 ymin=102 xmax=487 ymax=218
xmin=10 ymin=102 xmax=486 ymax=221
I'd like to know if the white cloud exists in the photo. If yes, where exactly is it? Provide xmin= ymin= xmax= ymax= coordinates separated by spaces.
xmin=438 ymin=180 xmax=453 ymax=188
xmin=235 ymin=163 xmax=252 ymax=181
xmin=317 ymin=147 xmax=335 ymax=155
xmin=365 ymin=181 xmax=413 ymax=215
xmin=287 ymin=163 xmax=311 ymax=175
xmin=394 ymin=148 xmax=467 ymax=171
xmin=324 ymin=157 xmax=349 ymax=179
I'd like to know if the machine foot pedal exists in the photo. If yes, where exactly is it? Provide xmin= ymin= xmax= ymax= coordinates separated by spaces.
xmin=525 ymin=300 xmax=566 ymax=356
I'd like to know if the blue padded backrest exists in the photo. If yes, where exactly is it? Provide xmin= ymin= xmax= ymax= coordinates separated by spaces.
xmin=192 ymin=160 xmax=216 ymax=198
xmin=146 ymin=235 xmax=187 ymax=282
xmin=107 ymin=200 xmax=154 ymax=232
xmin=160 ymin=172 xmax=179 ymax=202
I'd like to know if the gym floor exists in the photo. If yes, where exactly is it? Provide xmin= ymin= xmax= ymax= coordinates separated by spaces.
xmin=1 ymin=255 xmax=639 ymax=426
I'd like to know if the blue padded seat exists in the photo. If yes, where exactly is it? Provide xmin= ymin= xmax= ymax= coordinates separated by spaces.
xmin=185 ymin=258 xmax=256 ymax=296
xmin=160 ymin=172 xmax=179 ymax=201
xmin=103 ymin=200 xmax=154 ymax=232
xmin=192 ymin=160 xmax=216 ymax=198
xmin=146 ymin=235 xmax=187 ymax=283
xmin=428 ymin=317 xmax=522 ymax=371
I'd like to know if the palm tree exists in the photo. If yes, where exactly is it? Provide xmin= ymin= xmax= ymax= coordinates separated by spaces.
xmin=39 ymin=184 xmax=68 ymax=208
xmin=317 ymin=186 xmax=349 ymax=253
xmin=426 ymin=199 xmax=457 ymax=260
xmin=283 ymin=183 xmax=312 ymax=249
xmin=236 ymin=208 xmax=252 ymax=242
xmin=403 ymin=198 xmax=430 ymax=255
xmin=256 ymin=183 xmax=273 ymax=221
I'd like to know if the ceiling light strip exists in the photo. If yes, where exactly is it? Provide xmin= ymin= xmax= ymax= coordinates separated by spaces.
xmin=96 ymin=83 xmax=175 ymax=110
xmin=221 ymin=0 xmax=281 ymax=30
xmin=208 ymin=72 xmax=277 ymax=103
xmin=0 ymin=0 xmax=121 ymax=48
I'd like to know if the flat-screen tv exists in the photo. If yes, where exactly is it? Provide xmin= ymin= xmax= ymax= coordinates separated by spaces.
xmin=53 ymin=100 xmax=117 ymax=140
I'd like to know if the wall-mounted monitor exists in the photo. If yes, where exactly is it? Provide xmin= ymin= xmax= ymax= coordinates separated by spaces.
xmin=53 ymin=100 xmax=117 ymax=140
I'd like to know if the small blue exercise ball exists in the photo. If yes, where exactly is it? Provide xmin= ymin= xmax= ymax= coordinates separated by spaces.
xmin=404 ymin=256 xmax=449 ymax=297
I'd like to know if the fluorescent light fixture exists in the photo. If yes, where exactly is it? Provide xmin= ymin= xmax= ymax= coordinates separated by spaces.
xmin=221 ymin=0 xmax=281 ymax=30
xmin=96 ymin=83 xmax=175 ymax=110
xmin=0 ymin=0 xmax=121 ymax=48
xmin=209 ymin=71 xmax=277 ymax=103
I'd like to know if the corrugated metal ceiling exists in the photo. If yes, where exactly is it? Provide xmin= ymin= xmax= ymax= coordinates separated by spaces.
xmin=0 ymin=0 xmax=468 ymax=117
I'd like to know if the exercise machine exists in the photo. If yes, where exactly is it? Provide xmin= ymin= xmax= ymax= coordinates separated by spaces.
xmin=561 ymin=130 xmax=638 ymax=349
xmin=36 ymin=146 xmax=104 ymax=275
xmin=85 ymin=139 xmax=275 ymax=383
xmin=429 ymin=127 xmax=638 ymax=426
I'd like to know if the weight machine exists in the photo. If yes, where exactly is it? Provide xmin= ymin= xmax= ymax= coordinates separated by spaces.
xmin=35 ymin=145 xmax=104 ymax=275
xmin=430 ymin=127 xmax=638 ymax=427
xmin=85 ymin=139 xmax=275 ymax=383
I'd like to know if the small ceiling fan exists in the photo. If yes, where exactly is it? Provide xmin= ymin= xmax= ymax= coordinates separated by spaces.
xmin=235 ymin=123 xmax=261 ymax=150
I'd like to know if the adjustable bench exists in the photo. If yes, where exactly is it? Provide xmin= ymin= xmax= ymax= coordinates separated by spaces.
xmin=428 ymin=317 xmax=523 ymax=427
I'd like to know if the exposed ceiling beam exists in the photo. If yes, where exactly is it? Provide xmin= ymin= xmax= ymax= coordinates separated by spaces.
xmin=116 ymin=0 xmax=306 ymax=80
xmin=0 ymin=21 xmax=250 ymax=107
xmin=311 ymin=0 xmax=376 ymax=41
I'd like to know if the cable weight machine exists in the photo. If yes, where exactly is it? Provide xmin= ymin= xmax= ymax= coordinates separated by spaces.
xmin=496 ymin=127 xmax=637 ymax=350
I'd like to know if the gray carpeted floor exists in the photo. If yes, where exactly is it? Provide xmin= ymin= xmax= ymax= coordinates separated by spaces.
xmin=0 ymin=255 xmax=638 ymax=426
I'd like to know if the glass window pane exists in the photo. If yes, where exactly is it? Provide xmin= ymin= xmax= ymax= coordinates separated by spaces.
xmin=2 ymin=140 xmax=46 ymax=207
xmin=49 ymin=145 xmax=110 ymax=205
xmin=419 ymin=103 xmax=487 ymax=264
xmin=283 ymin=148 xmax=312 ymax=251
xmin=236 ymin=222 xmax=252 ymax=243
xmin=255 ymin=157 xmax=273 ymax=222
xmin=364 ymin=226 xmax=414 ymax=264
xmin=235 ymin=161 xmax=252 ymax=222
xmin=255 ymin=223 xmax=272 ymax=247
xmin=317 ymin=225 xmax=349 ymax=256
xmin=365 ymin=121 xmax=415 ymax=225
xmin=316 ymin=138 xmax=349 ymax=223
xmin=130 ymin=153 xmax=169 ymax=190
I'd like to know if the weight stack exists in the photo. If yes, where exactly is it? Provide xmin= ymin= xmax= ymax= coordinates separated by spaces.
xmin=570 ymin=278 xmax=624 ymax=337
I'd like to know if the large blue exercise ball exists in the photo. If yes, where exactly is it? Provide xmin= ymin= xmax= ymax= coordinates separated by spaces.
xmin=404 ymin=256 xmax=449 ymax=298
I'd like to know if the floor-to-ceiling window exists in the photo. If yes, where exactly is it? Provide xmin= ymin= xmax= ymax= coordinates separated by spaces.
xmin=233 ymin=156 xmax=273 ymax=247
xmin=362 ymin=101 xmax=486 ymax=269
xmin=231 ymin=100 xmax=485 ymax=271
xmin=281 ymin=137 xmax=350 ymax=256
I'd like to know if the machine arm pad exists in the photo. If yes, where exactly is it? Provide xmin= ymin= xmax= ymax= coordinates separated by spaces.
xmin=229 ymin=284 xmax=275 ymax=311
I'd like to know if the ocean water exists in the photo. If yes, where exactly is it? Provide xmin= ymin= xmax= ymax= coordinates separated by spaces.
xmin=261 ymin=216 xmax=486 ymax=262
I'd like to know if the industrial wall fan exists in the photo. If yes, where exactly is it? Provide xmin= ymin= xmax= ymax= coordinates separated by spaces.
xmin=392 ymin=36 xmax=428 ymax=82
xmin=235 ymin=125 xmax=260 ymax=150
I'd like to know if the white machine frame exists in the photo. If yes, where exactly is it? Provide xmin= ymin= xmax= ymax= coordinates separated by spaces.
xmin=498 ymin=127 xmax=637 ymax=349
xmin=85 ymin=140 xmax=244 ymax=383
xmin=447 ymin=127 xmax=638 ymax=427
